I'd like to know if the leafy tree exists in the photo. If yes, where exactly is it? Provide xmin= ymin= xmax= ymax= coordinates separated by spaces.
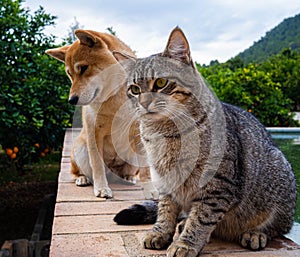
xmin=198 ymin=61 xmax=298 ymax=127
xmin=260 ymin=49 xmax=300 ymax=111
xmin=0 ymin=0 xmax=74 ymax=171
xmin=224 ymin=56 xmax=245 ymax=71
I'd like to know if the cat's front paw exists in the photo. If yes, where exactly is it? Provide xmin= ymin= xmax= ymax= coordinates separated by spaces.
xmin=94 ymin=186 xmax=113 ymax=198
xmin=167 ymin=240 xmax=198 ymax=257
xmin=239 ymin=231 xmax=268 ymax=250
xmin=143 ymin=231 xmax=172 ymax=250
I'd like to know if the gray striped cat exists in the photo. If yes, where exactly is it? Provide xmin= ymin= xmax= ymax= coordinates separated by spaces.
xmin=113 ymin=27 xmax=297 ymax=257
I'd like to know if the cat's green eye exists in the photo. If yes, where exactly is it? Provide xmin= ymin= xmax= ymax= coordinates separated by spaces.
xmin=130 ymin=84 xmax=141 ymax=95
xmin=155 ymin=78 xmax=168 ymax=88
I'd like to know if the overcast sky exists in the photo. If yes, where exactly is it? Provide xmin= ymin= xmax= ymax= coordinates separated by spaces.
xmin=23 ymin=0 xmax=300 ymax=65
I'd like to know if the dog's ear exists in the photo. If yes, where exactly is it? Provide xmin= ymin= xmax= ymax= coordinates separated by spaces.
xmin=45 ymin=45 xmax=70 ymax=63
xmin=75 ymin=29 xmax=105 ymax=48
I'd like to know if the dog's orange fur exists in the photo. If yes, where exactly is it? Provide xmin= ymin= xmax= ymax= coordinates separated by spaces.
xmin=46 ymin=30 xmax=155 ymax=198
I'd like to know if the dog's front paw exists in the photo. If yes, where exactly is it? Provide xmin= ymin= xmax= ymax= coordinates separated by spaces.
xmin=143 ymin=231 xmax=172 ymax=250
xmin=167 ymin=240 xmax=198 ymax=257
xmin=75 ymin=175 xmax=91 ymax=186
xmin=94 ymin=186 xmax=113 ymax=198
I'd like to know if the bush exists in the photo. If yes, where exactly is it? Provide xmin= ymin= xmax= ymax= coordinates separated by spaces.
xmin=259 ymin=49 xmax=300 ymax=111
xmin=198 ymin=62 xmax=298 ymax=127
xmin=0 ymin=0 xmax=74 ymax=171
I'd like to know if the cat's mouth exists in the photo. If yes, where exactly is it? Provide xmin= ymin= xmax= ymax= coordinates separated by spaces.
xmin=142 ymin=111 xmax=166 ymax=120
xmin=144 ymin=111 xmax=159 ymax=116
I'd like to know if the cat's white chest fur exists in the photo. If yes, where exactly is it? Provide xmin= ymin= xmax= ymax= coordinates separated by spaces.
xmin=140 ymin=124 xmax=167 ymax=160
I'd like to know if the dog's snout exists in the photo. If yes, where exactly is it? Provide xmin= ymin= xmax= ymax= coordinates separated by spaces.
xmin=69 ymin=96 xmax=79 ymax=105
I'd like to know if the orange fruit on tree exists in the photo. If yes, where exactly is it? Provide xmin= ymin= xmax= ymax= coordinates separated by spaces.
xmin=13 ymin=146 xmax=19 ymax=153
xmin=34 ymin=143 xmax=40 ymax=148
xmin=40 ymin=152 xmax=46 ymax=158
xmin=44 ymin=148 xmax=49 ymax=153
xmin=5 ymin=148 xmax=13 ymax=156
xmin=10 ymin=153 xmax=17 ymax=159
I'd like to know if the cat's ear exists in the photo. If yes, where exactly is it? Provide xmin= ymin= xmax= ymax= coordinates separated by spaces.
xmin=113 ymin=51 xmax=136 ymax=64
xmin=162 ymin=27 xmax=191 ymax=65
xmin=45 ymin=45 xmax=70 ymax=63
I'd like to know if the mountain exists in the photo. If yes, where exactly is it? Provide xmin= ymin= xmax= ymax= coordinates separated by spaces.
xmin=236 ymin=13 xmax=300 ymax=64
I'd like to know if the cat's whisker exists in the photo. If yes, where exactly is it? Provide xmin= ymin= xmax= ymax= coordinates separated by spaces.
xmin=168 ymin=108 xmax=194 ymax=123
xmin=112 ymin=110 xmax=140 ymax=141
xmin=163 ymin=106 xmax=196 ymax=128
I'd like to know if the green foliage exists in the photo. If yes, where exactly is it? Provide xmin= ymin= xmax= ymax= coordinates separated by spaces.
xmin=237 ymin=13 xmax=300 ymax=64
xmin=274 ymin=138 xmax=300 ymax=222
xmin=197 ymin=51 xmax=300 ymax=127
xmin=260 ymin=49 xmax=300 ymax=111
xmin=0 ymin=0 xmax=74 ymax=171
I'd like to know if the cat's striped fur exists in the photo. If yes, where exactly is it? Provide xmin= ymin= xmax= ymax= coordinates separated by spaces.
xmin=113 ymin=27 xmax=297 ymax=257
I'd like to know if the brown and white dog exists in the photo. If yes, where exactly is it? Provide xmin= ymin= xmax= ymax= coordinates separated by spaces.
xmin=46 ymin=30 xmax=157 ymax=198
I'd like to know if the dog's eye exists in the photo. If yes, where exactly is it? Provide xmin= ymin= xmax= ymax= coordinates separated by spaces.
xmin=130 ymin=84 xmax=141 ymax=95
xmin=80 ymin=65 xmax=88 ymax=75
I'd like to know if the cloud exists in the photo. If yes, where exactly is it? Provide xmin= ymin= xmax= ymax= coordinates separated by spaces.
xmin=23 ymin=0 xmax=300 ymax=64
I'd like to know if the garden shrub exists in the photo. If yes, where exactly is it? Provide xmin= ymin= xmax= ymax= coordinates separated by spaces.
xmin=0 ymin=0 xmax=74 ymax=171
xmin=198 ymin=59 xmax=299 ymax=127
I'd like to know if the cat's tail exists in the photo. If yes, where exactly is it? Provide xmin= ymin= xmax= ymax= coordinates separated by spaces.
xmin=113 ymin=200 xmax=158 ymax=225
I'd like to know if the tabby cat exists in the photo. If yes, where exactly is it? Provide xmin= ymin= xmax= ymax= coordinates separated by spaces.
xmin=113 ymin=27 xmax=297 ymax=257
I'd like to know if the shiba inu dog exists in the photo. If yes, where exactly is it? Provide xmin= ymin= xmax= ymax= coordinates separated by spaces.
xmin=46 ymin=30 xmax=157 ymax=198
